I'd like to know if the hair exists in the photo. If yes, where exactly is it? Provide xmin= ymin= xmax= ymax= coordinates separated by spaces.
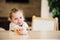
xmin=9 ymin=8 xmax=24 ymax=21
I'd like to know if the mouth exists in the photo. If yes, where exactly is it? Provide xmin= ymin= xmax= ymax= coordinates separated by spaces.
xmin=17 ymin=22 xmax=23 ymax=25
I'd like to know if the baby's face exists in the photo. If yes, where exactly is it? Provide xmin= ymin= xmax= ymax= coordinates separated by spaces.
xmin=11 ymin=11 xmax=24 ymax=25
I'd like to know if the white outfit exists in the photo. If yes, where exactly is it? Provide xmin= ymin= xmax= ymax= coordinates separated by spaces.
xmin=9 ymin=22 xmax=28 ymax=34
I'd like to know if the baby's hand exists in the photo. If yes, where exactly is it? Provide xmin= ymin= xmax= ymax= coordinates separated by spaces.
xmin=18 ymin=27 xmax=24 ymax=34
xmin=14 ymin=27 xmax=23 ymax=35
xmin=18 ymin=27 xmax=28 ymax=35
xmin=14 ymin=27 xmax=28 ymax=35
xmin=14 ymin=29 xmax=20 ymax=35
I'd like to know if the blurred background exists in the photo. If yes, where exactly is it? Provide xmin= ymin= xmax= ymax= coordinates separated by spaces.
xmin=0 ymin=0 xmax=60 ymax=31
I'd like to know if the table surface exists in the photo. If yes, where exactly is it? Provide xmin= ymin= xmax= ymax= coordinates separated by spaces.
xmin=0 ymin=31 xmax=60 ymax=40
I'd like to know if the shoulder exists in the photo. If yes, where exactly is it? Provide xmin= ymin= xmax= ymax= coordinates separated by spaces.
xmin=9 ymin=22 xmax=19 ymax=28
xmin=9 ymin=22 xmax=20 ymax=30
xmin=10 ymin=22 xmax=16 ymax=26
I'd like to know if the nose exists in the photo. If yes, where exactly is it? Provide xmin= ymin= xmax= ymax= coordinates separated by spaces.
xmin=18 ymin=19 xmax=21 ymax=22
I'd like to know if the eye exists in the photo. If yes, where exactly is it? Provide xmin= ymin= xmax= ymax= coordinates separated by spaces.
xmin=14 ymin=18 xmax=18 ymax=20
xmin=20 ymin=17 xmax=22 ymax=19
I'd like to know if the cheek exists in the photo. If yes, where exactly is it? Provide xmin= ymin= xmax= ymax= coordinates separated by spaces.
xmin=13 ymin=20 xmax=18 ymax=24
xmin=14 ymin=21 xmax=18 ymax=23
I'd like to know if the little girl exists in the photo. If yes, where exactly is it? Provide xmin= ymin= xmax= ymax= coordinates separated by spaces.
xmin=9 ymin=8 xmax=29 ymax=34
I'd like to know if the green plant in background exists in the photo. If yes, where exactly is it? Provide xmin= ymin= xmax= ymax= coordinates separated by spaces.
xmin=48 ymin=0 xmax=60 ymax=17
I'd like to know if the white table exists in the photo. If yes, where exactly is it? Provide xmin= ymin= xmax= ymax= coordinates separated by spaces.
xmin=0 ymin=31 xmax=60 ymax=40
